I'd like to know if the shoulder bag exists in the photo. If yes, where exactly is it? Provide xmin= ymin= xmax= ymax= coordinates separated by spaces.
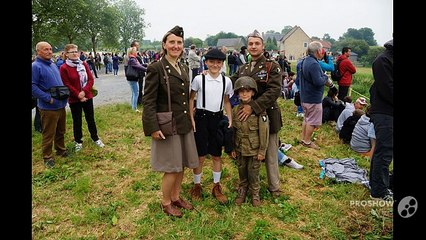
xmin=49 ymin=86 xmax=70 ymax=100
xmin=156 ymin=61 xmax=177 ymax=136
xmin=125 ymin=64 xmax=139 ymax=79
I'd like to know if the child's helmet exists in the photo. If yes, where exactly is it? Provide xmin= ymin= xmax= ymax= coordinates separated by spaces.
xmin=234 ymin=76 xmax=257 ymax=94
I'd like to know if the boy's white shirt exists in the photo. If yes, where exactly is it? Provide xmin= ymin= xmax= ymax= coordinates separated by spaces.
xmin=191 ymin=73 xmax=233 ymax=112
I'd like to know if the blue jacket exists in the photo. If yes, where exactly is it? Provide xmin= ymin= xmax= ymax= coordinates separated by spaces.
xmin=32 ymin=57 xmax=68 ymax=110
xmin=319 ymin=55 xmax=334 ymax=72
xmin=295 ymin=55 xmax=329 ymax=104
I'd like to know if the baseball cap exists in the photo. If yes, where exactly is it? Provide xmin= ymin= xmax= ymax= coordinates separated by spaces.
xmin=356 ymin=97 xmax=367 ymax=105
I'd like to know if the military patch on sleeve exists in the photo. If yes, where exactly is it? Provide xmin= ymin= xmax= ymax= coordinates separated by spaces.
xmin=276 ymin=68 xmax=280 ymax=73
xmin=262 ymin=115 xmax=267 ymax=122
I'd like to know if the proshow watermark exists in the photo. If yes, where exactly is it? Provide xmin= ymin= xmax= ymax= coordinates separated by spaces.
xmin=397 ymin=196 xmax=418 ymax=218
xmin=350 ymin=199 xmax=394 ymax=208
xmin=349 ymin=196 xmax=418 ymax=218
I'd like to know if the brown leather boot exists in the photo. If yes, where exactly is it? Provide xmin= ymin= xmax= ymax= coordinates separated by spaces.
xmin=212 ymin=183 xmax=228 ymax=204
xmin=235 ymin=187 xmax=247 ymax=206
xmin=252 ymin=194 xmax=261 ymax=207
xmin=269 ymin=189 xmax=282 ymax=198
xmin=190 ymin=183 xmax=202 ymax=201
xmin=161 ymin=203 xmax=182 ymax=217
xmin=172 ymin=197 xmax=194 ymax=210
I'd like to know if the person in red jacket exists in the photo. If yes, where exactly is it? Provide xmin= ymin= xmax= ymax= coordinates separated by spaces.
xmin=60 ymin=43 xmax=105 ymax=152
xmin=336 ymin=47 xmax=357 ymax=100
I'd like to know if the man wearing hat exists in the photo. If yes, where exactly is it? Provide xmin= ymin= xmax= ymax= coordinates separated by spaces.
xmin=230 ymin=30 xmax=283 ymax=198
xmin=189 ymin=48 xmax=234 ymax=204
xmin=336 ymin=96 xmax=367 ymax=133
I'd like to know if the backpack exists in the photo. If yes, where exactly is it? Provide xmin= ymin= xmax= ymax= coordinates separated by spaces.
xmin=331 ymin=60 xmax=342 ymax=82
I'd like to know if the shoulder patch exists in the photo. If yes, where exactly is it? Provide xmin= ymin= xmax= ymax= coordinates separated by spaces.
xmin=276 ymin=68 xmax=280 ymax=73
xmin=262 ymin=115 xmax=267 ymax=122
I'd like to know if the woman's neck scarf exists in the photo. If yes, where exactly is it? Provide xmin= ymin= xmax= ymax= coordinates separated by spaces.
xmin=65 ymin=59 xmax=88 ymax=88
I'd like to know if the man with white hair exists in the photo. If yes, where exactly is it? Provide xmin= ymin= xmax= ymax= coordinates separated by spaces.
xmin=295 ymin=41 xmax=335 ymax=150
xmin=32 ymin=41 xmax=69 ymax=168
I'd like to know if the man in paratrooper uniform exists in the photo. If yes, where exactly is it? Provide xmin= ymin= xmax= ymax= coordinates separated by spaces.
xmin=230 ymin=30 xmax=283 ymax=197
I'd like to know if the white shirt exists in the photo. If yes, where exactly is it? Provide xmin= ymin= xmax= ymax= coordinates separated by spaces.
xmin=191 ymin=73 xmax=233 ymax=112
xmin=336 ymin=103 xmax=355 ymax=132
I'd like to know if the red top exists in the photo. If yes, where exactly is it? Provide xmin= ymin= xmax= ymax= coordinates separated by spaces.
xmin=60 ymin=61 xmax=95 ymax=103
xmin=337 ymin=55 xmax=357 ymax=86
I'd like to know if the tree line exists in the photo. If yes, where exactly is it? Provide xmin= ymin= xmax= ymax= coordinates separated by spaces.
xmin=33 ymin=0 xmax=384 ymax=65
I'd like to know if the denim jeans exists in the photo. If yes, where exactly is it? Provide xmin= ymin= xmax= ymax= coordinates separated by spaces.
xmin=277 ymin=149 xmax=288 ymax=165
xmin=128 ymin=80 xmax=139 ymax=110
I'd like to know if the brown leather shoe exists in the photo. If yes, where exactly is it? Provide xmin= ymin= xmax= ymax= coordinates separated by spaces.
xmin=252 ymin=198 xmax=261 ymax=207
xmin=56 ymin=150 xmax=69 ymax=157
xmin=252 ymin=194 xmax=261 ymax=207
xmin=269 ymin=189 xmax=281 ymax=198
xmin=235 ymin=187 xmax=247 ymax=206
xmin=212 ymin=183 xmax=228 ymax=204
xmin=172 ymin=197 xmax=194 ymax=210
xmin=190 ymin=183 xmax=202 ymax=201
xmin=161 ymin=203 xmax=182 ymax=217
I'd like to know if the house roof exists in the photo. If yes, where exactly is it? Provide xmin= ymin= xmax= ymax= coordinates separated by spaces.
xmin=262 ymin=33 xmax=284 ymax=42
xmin=280 ymin=25 xmax=310 ymax=42
xmin=216 ymin=38 xmax=243 ymax=47
xmin=319 ymin=40 xmax=332 ymax=49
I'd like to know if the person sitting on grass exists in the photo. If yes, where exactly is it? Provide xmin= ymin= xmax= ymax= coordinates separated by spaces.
xmin=350 ymin=106 xmax=376 ymax=158
xmin=277 ymin=140 xmax=303 ymax=169
xmin=322 ymin=87 xmax=345 ymax=123
xmin=339 ymin=109 xmax=365 ymax=144
xmin=336 ymin=97 xmax=367 ymax=133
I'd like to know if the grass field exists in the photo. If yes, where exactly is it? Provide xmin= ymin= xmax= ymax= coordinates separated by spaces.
xmin=32 ymin=67 xmax=393 ymax=239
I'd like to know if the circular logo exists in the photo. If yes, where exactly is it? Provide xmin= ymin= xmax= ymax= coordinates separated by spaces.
xmin=397 ymin=196 xmax=418 ymax=218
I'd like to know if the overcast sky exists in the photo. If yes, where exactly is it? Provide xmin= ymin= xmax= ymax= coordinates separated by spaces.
xmin=135 ymin=0 xmax=392 ymax=46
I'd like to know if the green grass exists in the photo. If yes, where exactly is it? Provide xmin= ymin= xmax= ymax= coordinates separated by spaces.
xmin=32 ymin=67 xmax=392 ymax=239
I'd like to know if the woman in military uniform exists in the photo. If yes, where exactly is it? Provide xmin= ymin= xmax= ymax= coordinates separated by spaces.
xmin=142 ymin=26 xmax=199 ymax=218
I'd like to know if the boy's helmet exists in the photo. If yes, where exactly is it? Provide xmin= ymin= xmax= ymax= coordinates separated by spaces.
xmin=234 ymin=76 xmax=257 ymax=94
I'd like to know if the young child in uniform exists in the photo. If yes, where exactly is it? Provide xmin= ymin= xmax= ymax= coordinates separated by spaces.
xmin=231 ymin=76 xmax=269 ymax=207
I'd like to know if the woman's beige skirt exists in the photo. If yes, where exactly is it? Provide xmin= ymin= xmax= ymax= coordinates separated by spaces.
xmin=151 ymin=130 xmax=199 ymax=172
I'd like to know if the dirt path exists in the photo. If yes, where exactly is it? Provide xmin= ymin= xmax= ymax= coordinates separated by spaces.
xmin=90 ymin=69 xmax=131 ymax=107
